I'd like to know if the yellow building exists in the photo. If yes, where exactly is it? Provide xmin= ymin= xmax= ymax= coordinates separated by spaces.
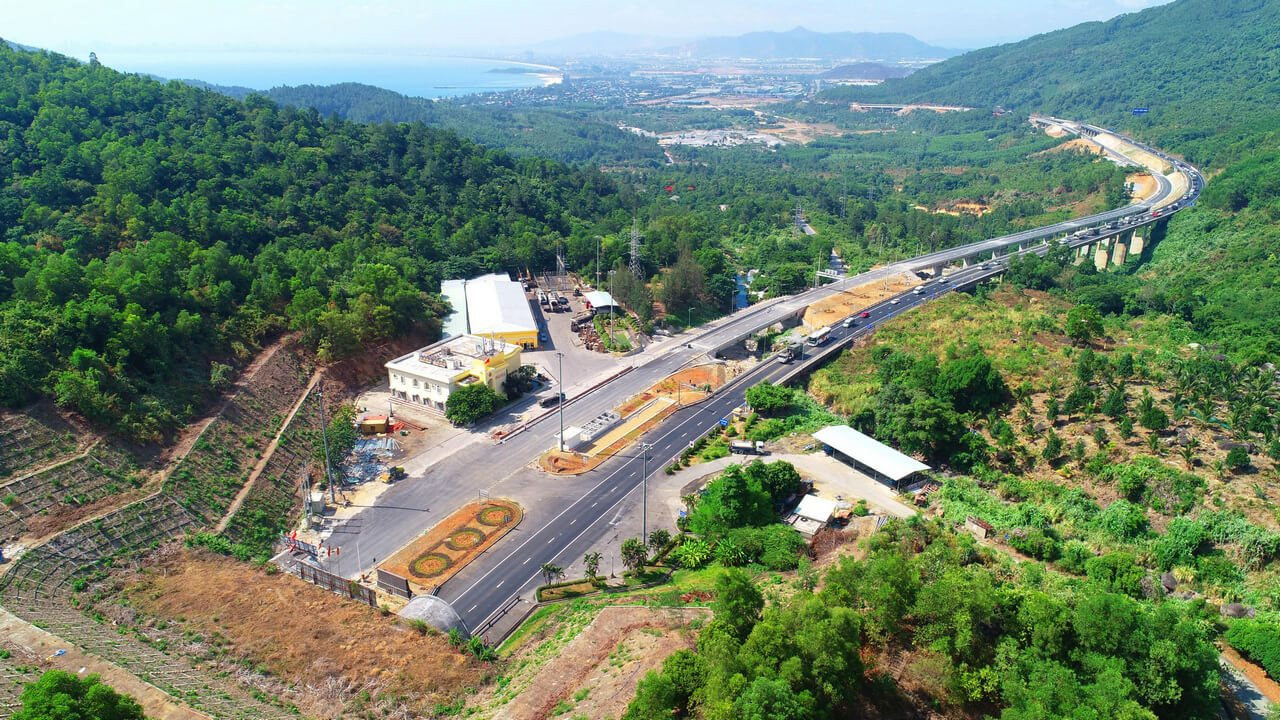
xmin=441 ymin=273 xmax=539 ymax=350
xmin=386 ymin=335 xmax=522 ymax=413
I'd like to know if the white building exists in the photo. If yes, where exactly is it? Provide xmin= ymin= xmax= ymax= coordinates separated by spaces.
xmin=440 ymin=273 xmax=539 ymax=349
xmin=386 ymin=335 xmax=522 ymax=413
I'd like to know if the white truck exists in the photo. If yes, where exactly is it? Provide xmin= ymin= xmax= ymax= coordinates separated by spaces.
xmin=729 ymin=440 xmax=767 ymax=455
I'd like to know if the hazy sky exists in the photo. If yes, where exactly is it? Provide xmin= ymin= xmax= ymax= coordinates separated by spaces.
xmin=3 ymin=0 xmax=1173 ymax=56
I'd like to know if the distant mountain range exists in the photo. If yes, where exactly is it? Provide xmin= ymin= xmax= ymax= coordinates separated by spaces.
xmin=819 ymin=62 xmax=912 ymax=81
xmin=835 ymin=0 xmax=1277 ymax=162
xmin=665 ymin=27 xmax=960 ymax=61
xmin=1 ymin=38 xmax=37 ymax=52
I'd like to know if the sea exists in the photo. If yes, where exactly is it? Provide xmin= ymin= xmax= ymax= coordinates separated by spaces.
xmin=96 ymin=51 xmax=555 ymax=98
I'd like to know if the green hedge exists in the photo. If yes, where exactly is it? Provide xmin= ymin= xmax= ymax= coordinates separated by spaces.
xmin=1226 ymin=619 xmax=1280 ymax=681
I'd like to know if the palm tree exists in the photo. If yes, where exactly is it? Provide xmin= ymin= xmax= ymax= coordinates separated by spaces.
xmin=539 ymin=562 xmax=563 ymax=586
xmin=583 ymin=552 xmax=602 ymax=580
xmin=1179 ymin=438 xmax=1200 ymax=469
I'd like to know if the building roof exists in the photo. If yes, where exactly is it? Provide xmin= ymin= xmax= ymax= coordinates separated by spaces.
xmin=794 ymin=494 xmax=838 ymax=523
xmin=440 ymin=279 xmax=470 ymax=339
xmin=385 ymin=334 xmax=519 ymax=384
xmin=813 ymin=425 xmax=930 ymax=482
xmin=583 ymin=290 xmax=619 ymax=310
xmin=441 ymin=273 xmax=536 ymax=338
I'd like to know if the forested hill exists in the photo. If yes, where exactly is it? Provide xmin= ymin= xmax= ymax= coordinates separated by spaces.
xmin=831 ymin=0 xmax=1280 ymax=167
xmin=0 ymin=44 xmax=634 ymax=440
xmin=190 ymin=81 xmax=665 ymax=166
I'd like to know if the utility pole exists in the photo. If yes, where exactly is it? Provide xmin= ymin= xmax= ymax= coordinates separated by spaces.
xmin=556 ymin=351 xmax=566 ymax=452
xmin=639 ymin=442 xmax=652 ymax=542
xmin=609 ymin=269 xmax=616 ymax=346
xmin=595 ymin=235 xmax=602 ymax=288
xmin=317 ymin=383 xmax=336 ymax=505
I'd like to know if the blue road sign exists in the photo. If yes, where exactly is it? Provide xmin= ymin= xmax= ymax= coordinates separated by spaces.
xmin=720 ymin=418 xmax=729 ymax=427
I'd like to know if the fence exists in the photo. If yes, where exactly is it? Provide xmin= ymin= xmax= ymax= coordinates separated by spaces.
xmin=295 ymin=562 xmax=378 ymax=607
xmin=377 ymin=568 xmax=412 ymax=599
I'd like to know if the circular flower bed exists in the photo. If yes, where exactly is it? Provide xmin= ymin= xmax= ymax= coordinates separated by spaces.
xmin=445 ymin=528 xmax=485 ymax=551
xmin=477 ymin=505 xmax=514 ymax=527
xmin=409 ymin=552 xmax=452 ymax=579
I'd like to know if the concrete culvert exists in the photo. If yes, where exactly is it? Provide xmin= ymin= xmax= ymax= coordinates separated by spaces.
xmin=400 ymin=595 xmax=469 ymax=638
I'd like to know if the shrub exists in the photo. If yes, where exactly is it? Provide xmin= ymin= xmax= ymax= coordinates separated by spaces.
xmin=1009 ymin=528 xmax=1060 ymax=561
xmin=1225 ymin=620 xmax=1280 ymax=681
xmin=1225 ymin=447 xmax=1251 ymax=472
xmin=1057 ymin=540 xmax=1094 ymax=574
xmin=1096 ymin=500 xmax=1149 ymax=540
xmin=1154 ymin=517 xmax=1207 ymax=570
xmin=669 ymin=539 xmax=713 ymax=569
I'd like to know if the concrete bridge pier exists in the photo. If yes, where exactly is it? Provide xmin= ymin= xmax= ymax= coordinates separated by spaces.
xmin=932 ymin=263 xmax=945 ymax=278
xmin=1110 ymin=240 xmax=1128 ymax=266
xmin=962 ymin=256 xmax=971 ymax=268
xmin=1094 ymin=238 xmax=1112 ymax=272
xmin=1129 ymin=233 xmax=1145 ymax=258
xmin=1073 ymin=243 xmax=1089 ymax=266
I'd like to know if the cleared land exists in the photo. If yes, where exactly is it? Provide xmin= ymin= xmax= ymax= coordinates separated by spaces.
xmin=494 ymin=606 xmax=707 ymax=720
xmin=540 ymin=364 xmax=728 ymax=475
xmin=802 ymin=271 xmax=922 ymax=331
xmin=117 ymin=548 xmax=486 ymax=718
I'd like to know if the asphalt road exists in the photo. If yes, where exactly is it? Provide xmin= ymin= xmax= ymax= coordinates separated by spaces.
xmin=323 ymin=119 xmax=1202 ymax=634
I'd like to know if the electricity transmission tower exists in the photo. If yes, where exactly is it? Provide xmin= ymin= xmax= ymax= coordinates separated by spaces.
xmin=628 ymin=217 xmax=643 ymax=277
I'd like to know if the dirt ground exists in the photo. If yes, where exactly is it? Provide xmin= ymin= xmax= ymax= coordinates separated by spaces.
xmin=378 ymin=499 xmax=522 ymax=594
xmin=759 ymin=119 xmax=844 ymax=145
xmin=803 ymin=271 xmax=922 ymax=330
xmin=494 ymin=606 xmax=708 ymax=720
xmin=1039 ymin=137 xmax=1104 ymax=156
xmin=541 ymin=364 xmax=728 ymax=475
xmin=1127 ymin=172 xmax=1159 ymax=202
xmin=1221 ymin=644 xmax=1280 ymax=704
xmin=119 ymin=549 xmax=486 ymax=718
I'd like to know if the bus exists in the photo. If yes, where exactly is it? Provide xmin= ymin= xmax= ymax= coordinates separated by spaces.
xmin=805 ymin=326 xmax=832 ymax=347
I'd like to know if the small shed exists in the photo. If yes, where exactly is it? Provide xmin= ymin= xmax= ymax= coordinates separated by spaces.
xmin=813 ymin=425 xmax=931 ymax=487
xmin=795 ymin=494 xmax=839 ymax=524
xmin=359 ymin=415 xmax=390 ymax=435
xmin=788 ymin=494 xmax=839 ymax=538
xmin=965 ymin=516 xmax=994 ymax=540
xmin=583 ymin=290 xmax=620 ymax=314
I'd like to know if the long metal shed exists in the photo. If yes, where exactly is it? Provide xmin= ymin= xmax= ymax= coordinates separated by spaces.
xmin=813 ymin=425 xmax=930 ymax=487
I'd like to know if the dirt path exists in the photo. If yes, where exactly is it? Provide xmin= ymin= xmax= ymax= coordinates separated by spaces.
xmin=0 ymin=607 xmax=210 ymax=720
xmin=214 ymin=368 xmax=323 ymax=533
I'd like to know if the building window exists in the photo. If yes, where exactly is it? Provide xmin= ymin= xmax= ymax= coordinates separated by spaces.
xmin=412 ymin=378 xmax=419 ymax=388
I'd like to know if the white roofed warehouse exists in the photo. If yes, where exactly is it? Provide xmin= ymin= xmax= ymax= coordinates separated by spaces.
xmin=440 ymin=273 xmax=539 ymax=349
xmin=812 ymin=425 xmax=930 ymax=488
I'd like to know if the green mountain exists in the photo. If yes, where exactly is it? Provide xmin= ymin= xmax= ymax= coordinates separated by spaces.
xmin=834 ymin=0 xmax=1280 ymax=167
xmin=0 ymin=44 xmax=632 ymax=440
xmin=238 ymin=82 xmax=663 ymax=166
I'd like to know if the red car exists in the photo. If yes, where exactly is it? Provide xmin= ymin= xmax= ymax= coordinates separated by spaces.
xmin=860 ymin=311 xmax=871 ymax=319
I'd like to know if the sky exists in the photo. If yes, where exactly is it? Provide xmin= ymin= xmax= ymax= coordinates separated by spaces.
xmin=2 ymin=0 xmax=1174 ymax=57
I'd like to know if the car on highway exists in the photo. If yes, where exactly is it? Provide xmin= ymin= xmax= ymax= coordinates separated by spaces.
xmin=841 ymin=317 xmax=856 ymax=328
xmin=913 ymin=287 xmax=924 ymax=295
xmin=860 ymin=311 xmax=870 ymax=318
xmin=938 ymin=277 xmax=950 ymax=283
xmin=889 ymin=298 xmax=900 ymax=305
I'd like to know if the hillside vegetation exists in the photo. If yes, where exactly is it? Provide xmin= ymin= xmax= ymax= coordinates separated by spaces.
xmin=835 ymin=0 xmax=1280 ymax=168
xmin=0 ymin=44 xmax=632 ymax=440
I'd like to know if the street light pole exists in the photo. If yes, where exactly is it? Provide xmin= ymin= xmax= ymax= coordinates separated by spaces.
xmin=640 ymin=442 xmax=652 ymax=542
xmin=556 ymin=351 xmax=566 ymax=452
xmin=317 ymin=382 xmax=336 ymax=505
xmin=595 ymin=236 xmax=602 ymax=288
